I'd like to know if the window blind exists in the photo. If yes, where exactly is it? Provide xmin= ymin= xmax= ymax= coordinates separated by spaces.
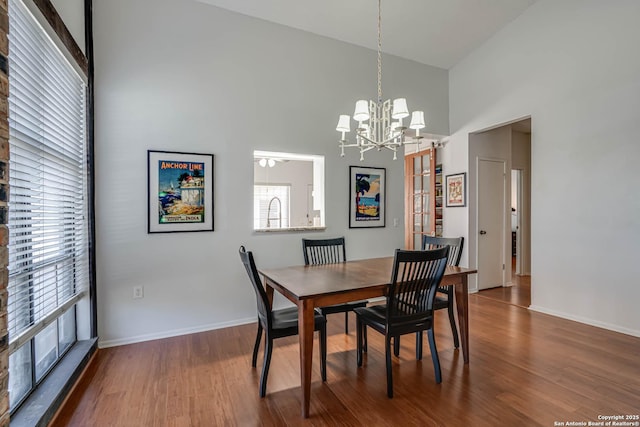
xmin=7 ymin=0 xmax=89 ymax=350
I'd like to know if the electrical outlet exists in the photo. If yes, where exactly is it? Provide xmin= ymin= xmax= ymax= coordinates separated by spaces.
xmin=133 ymin=286 xmax=144 ymax=299
xmin=393 ymin=218 xmax=399 ymax=227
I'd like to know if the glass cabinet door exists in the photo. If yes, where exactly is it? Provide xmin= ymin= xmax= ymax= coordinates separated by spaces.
xmin=405 ymin=148 xmax=436 ymax=249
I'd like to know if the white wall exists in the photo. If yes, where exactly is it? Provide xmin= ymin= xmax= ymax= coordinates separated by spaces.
xmin=446 ymin=0 xmax=640 ymax=336
xmin=93 ymin=0 xmax=449 ymax=346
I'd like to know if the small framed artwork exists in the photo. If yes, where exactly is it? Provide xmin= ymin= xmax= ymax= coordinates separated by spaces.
xmin=349 ymin=166 xmax=386 ymax=228
xmin=445 ymin=172 xmax=466 ymax=207
xmin=147 ymin=150 xmax=214 ymax=233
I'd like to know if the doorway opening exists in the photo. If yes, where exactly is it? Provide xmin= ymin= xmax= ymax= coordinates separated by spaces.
xmin=470 ymin=117 xmax=531 ymax=308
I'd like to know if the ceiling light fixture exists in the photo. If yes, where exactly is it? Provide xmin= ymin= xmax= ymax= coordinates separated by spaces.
xmin=257 ymin=158 xmax=276 ymax=168
xmin=336 ymin=0 xmax=425 ymax=161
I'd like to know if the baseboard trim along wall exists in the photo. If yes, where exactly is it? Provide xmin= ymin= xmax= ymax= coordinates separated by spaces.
xmin=528 ymin=305 xmax=640 ymax=338
xmin=98 ymin=317 xmax=257 ymax=348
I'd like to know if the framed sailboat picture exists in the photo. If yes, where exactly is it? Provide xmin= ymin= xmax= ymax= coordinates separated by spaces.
xmin=147 ymin=150 xmax=214 ymax=233
xmin=349 ymin=166 xmax=386 ymax=228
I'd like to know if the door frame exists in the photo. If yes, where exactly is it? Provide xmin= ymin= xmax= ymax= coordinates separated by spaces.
xmin=512 ymin=168 xmax=523 ymax=275
xmin=475 ymin=156 xmax=507 ymax=289
xmin=404 ymin=146 xmax=436 ymax=249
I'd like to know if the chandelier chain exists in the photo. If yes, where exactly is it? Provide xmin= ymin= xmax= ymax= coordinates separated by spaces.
xmin=377 ymin=0 xmax=382 ymax=104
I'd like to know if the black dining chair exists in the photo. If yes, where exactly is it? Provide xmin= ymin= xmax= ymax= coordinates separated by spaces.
xmin=239 ymin=246 xmax=327 ymax=397
xmin=355 ymin=247 xmax=449 ymax=398
xmin=422 ymin=236 xmax=464 ymax=349
xmin=302 ymin=237 xmax=368 ymax=335
xmin=392 ymin=235 xmax=465 ymax=356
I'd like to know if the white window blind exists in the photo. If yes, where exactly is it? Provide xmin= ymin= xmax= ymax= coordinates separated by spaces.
xmin=7 ymin=0 xmax=89 ymax=349
xmin=253 ymin=185 xmax=290 ymax=229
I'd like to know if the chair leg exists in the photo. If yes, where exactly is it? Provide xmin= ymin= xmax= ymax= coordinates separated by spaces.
xmin=344 ymin=311 xmax=349 ymax=334
xmin=356 ymin=316 xmax=363 ymax=366
xmin=448 ymin=301 xmax=460 ymax=349
xmin=259 ymin=335 xmax=273 ymax=397
xmin=427 ymin=328 xmax=442 ymax=384
xmin=320 ymin=322 xmax=327 ymax=382
xmin=252 ymin=324 xmax=263 ymax=367
xmin=415 ymin=331 xmax=423 ymax=360
xmin=385 ymin=334 xmax=393 ymax=398
xmin=393 ymin=335 xmax=400 ymax=357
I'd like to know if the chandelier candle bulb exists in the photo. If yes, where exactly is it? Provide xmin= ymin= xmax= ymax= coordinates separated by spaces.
xmin=361 ymin=123 xmax=371 ymax=139
xmin=391 ymin=122 xmax=401 ymax=138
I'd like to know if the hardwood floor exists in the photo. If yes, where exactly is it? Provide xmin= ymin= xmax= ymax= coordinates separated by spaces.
xmin=476 ymin=273 xmax=531 ymax=307
xmin=52 ymin=296 xmax=640 ymax=426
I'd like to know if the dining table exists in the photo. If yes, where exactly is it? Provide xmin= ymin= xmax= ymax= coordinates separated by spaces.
xmin=259 ymin=256 xmax=477 ymax=418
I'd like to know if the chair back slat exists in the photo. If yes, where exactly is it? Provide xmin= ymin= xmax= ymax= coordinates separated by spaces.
xmin=239 ymin=246 xmax=271 ymax=328
xmin=387 ymin=247 xmax=449 ymax=325
xmin=422 ymin=236 xmax=463 ymax=294
xmin=302 ymin=237 xmax=346 ymax=265
xmin=422 ymin=236 xmax=464 ymax=267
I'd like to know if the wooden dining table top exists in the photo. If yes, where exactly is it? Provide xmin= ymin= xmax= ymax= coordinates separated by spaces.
xmin=260 ymin=256 xmax=477 ymax=301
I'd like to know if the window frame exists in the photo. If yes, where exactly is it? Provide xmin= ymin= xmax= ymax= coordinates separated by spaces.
xmin=6 ymin=0 xmax=95 ymax=415
xmin=253 ymin=150 xmax=325 ymax=232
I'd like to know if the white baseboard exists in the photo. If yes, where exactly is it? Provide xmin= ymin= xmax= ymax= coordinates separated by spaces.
xmin=100 ymin=305 xmax=639 ymax=348
xmin=98 ymin=316 xmax=257 ymax=349
xmin=528 ymin=305 xmax=640 ymax=338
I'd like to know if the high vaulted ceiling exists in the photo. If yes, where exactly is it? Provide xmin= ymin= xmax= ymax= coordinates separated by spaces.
xmin=193 ymin=0 xmax=539 ymax=69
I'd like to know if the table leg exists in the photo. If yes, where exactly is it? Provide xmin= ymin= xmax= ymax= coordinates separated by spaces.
xmin=265 ymin=281 xmax=274 ymax=308
xmin=454 ymin=275 xmax=470 ymax=364
xmin=298 ymin=299 xmax=315 ymax=418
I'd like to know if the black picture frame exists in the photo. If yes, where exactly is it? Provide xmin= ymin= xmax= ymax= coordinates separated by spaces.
xmin=147 ymin=150 xmax=214 ymax=233
xmin=445 ymin=172 xmax=466 ymax=207
xmin=349 ymin=166 xmax=386 ymax=228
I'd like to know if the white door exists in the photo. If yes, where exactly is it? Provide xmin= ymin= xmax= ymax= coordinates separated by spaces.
xmin=478 ymin=159 xmax=506 ymax=290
